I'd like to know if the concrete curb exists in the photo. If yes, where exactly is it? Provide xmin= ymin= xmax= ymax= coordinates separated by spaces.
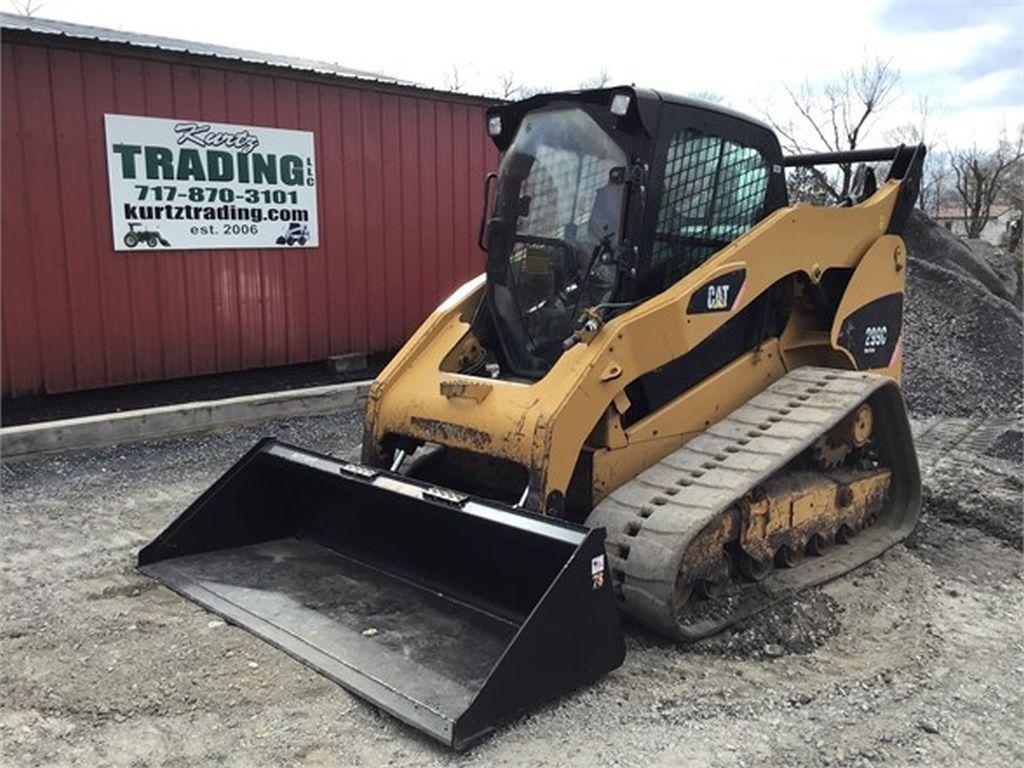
xmin=0 ymin=380 xmax=371 ymax=459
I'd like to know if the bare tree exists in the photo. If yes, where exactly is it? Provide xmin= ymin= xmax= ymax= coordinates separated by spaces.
xmin=999 ymin=140 xmax=1024 ymax=216
xmin=490 ymin=73 xmax=550 ymax=101
xmin=444 ymin=63 xmax=464 ymax=94
xmin=994 ymin=144 xmax=1024 ymax=303
xmin=495 ymin=72 xmax=521 ymax=100
xmin=886 ymin=95 xmax=948 ymax=215
xmin=518 ymin=83 xmax=551 ymax=99
xmin=918 ymin=151 xmax=955 ymax=218
xmin=950 ymin=127 xmax=1024 ymax=239
xmin=785 ymin=166 xmax=835 ymax=207
xmin=578 ymin=69 xmax=610 ymax=89
xmin=765 ymin=57 xmax=900 ymax=202
xmin=886 ymin=94 xmax=933 ymax=146
xmin=9 ymin=0 xmax=43 ymax=15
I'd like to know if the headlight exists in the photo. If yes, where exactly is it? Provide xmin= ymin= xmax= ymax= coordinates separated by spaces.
xmin=610 ymin=94 xmax=631 ymax=116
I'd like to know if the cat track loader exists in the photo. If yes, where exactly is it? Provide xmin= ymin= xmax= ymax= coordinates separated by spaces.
xmin=140 ymin=87 xmax=923 ymax=749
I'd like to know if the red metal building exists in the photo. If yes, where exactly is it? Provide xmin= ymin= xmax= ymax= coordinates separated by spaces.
xmin=1 ymin=14 xmax=499 ymax=397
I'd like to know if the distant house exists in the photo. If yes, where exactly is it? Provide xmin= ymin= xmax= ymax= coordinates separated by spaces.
xmin=933 ymin=205 xmax=1022 ymax=248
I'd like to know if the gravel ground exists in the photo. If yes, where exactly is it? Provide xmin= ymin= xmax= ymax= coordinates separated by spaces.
xmin=2 ymin=406 xmax=1022 ymax=768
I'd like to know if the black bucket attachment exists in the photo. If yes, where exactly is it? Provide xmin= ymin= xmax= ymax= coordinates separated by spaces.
xmin=139 ymin=439 xmax=625 ymax=749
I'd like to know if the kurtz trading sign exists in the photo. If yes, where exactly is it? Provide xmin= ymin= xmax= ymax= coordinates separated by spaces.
xmin=104 ymin=114 xmax=319 ymax=251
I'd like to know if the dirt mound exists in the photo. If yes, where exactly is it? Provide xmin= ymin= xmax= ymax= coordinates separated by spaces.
xmin=901 ymin=252 xmax=1023 ymax=419
xmin=685 ymin=589 xmax=844 ymax=659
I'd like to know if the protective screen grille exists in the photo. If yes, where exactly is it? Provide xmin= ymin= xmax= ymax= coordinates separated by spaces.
xmin=652 ymin=129 xmax=768 ymax=288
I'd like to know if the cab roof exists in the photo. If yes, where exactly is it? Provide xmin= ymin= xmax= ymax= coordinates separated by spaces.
xmin=486 ymin=85 xmax=777 ymax=150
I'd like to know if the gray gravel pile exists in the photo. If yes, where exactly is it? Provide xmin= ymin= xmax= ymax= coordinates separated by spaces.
xmin=964 ymin=238 xmax=1022 ymax=302
xmin=901 ymin=246 xmax=1022 ymax=419
xmin=904 ymin=211 xmax=1018 ymax=303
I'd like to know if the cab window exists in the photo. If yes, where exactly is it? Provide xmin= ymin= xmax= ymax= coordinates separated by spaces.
xmin=650 ymin=128 xmax=769 ymax=291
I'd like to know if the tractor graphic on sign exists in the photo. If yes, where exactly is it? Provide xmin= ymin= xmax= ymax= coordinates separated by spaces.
xmin=123 ymin=222 xmax=170 ymax=248
xmin=276 ymin=223 xmax=309 ymax=246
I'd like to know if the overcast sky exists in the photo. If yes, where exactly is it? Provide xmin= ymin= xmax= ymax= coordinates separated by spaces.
xmin=9 ymin=0 xmax=1022 ymax=148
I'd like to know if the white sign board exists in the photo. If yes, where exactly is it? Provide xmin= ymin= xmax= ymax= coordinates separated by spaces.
xmin=104 ymin=114 xmax=318 ymax=251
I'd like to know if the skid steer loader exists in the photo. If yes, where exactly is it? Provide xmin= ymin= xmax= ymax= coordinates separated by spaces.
xmin=140 ymin=87 xmax=923 ymax=749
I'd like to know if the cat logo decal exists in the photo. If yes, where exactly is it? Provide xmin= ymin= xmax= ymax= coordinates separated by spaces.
xmin=706 ymin=284 xmax=731 ymax=310
xmin=687 ymin=269 xmax=746 ymax=315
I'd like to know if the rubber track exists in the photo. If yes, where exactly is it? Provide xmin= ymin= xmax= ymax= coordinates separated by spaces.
xmin=586 ymin=366 xmax=920 ymax=640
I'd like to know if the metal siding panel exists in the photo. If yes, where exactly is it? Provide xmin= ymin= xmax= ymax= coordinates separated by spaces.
xmin=169 ymin=62 xmax=219 ymax=375
xmin=341 ymin=89 xmax=368 ymax=351
xmin=272 ymin=75 xmax=309 ymax=363
xmin=48 ymin=47 xmax=108 ymax=391
xmin=360 ymin=90 xmax=387 ymax=352
xmin=81 ymin=50 xmax=138 ymax=387
xmin=451 ymin=104 xmax=471 ymax=288
xmin=318 ymin=83 xmax=349 ymax=353
xmin=13 ymin=43 xmax=77 ymax=393
xmin=380 ymin=93 xmax=404 ymax=348
xmin=398 ymin=96 xmax=422 ymax=338
xmin=141 ymin=58 xmax=192 ymax=379
xmin=434 ymin=102 xmax=456 ymax=306
xmin=2 ymin=44 xmax=44 ymax=395
xmin=416 ymin=100 xmax=440 ymax=319
xmin=198 ymin=67 xmax=243 ymax=372
xmin=297 ymin=80 xmax=330 ymax=360
xmin=111 ymin=53 xmax=166 ymax=383
xmin=224 ymin=69 xmax=266 ymax=370
xmin=249 ymin=73 xmax=287 ymax=367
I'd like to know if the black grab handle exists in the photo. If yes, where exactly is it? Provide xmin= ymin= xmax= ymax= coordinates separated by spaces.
xmin=477 ymin=172 xmax=498 ymax=252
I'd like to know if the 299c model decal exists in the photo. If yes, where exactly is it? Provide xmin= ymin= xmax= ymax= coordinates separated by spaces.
xmin=686 ymin=269 xmax=746 ymax=314
xmin=837 ymin=293 xmax=904 ymax=369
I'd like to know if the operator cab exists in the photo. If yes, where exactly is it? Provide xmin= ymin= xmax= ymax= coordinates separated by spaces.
xmin=480 ymin=87 xmax=788 ymax=379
